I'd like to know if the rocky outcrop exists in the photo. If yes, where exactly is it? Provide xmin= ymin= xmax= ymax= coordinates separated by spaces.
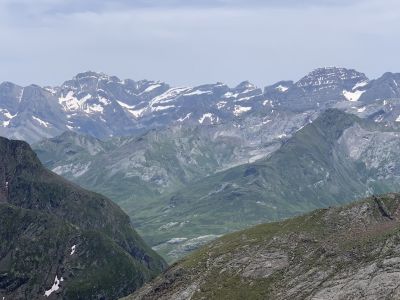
xmin=125 ymin=193 xmax=400 ymax=300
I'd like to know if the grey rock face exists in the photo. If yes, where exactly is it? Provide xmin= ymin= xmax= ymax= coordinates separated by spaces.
xmin=0 ymin=71 xmax=270 ymax=142
xmin=124 ymin=194 xmax=400 ymax=300
xmin=1 ymin=67 xmax=400 ymax=143
xmin=360 ymin=72 xmax=400 ymax=103
xmin=264 ymin=67 xmax=369 ymax=111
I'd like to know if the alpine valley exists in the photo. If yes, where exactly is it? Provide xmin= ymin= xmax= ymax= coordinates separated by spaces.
xmin=2 ymin=67 xmax=400 ymax=277
xmin=11 ymin=67 xmax=397 ymax=262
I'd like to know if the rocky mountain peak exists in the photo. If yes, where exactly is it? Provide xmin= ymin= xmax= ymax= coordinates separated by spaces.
xmin=235 ymin=80 xmax=256 ymax=90
xmin=72 ymin=71 xmax=116 ymax=81
xmin=0 ymin=81 xmax=21 ymax=90
xmin=377 ymin=72 xmax=400 ymax=84
xmin=62 ymin=71 xmax=117 ymax=92
xmin=296 ymin=67 xmax=368 ymax=90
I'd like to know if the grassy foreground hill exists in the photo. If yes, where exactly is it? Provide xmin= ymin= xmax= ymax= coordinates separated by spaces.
xmin=126 ymin=193 xmax=400 ymax=300
xmin=0 ymin=137 xmax=166 ymax=299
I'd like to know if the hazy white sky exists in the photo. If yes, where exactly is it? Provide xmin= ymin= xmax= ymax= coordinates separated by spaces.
xmin=1 ymin=0 xmax=400 ymax=87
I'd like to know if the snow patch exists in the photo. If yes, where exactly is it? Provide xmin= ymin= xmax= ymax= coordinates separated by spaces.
xmin=357 ymin=107 xmax=366 ymax=113
xmin=352 ymin=80 xmax=368 ymax=90
xmin=224 ymin=90 xmax=258 ymax=99
xmin=152 ymin=105 xmax=175 ymax=112
xmin=143 ymin=84 xmax=162 ymax=93
xmin=3 ymin=110 xmax=16 ymax=120
xmin=18 ymin=87 xmax=24 ymax=102
xmin=396 ymin=115 xmax=400 ymax=122
xmin=44 ymin=276 xmax=64 ymax=297
xmin=177 ymin=113 xmax=192 ymax=122
xmin=263 ymin=100 xmax=272 ymax=106
xmin=235 ymin=96 xmax=254 ymax=102
xmin=116 ymin=100 xmax=135 ymax=109
xmin=117 ymin=101 xmax=146 ymax=118
xmin=233 ymin=105 xmax=252 ymax=116
xmin=59 ymin=92 xmax=92 ymax=111
xmin=151 ymin=87 xmax=190 ymax=105
xmin=275 ymin=85 xmax=288 ymax=92
xmin=83 ymin=103 xmax=103 ymax=114
xmin=184 ymin=90 xmax=212 ymax=96
xmin=262 ymin=119 xmax=272 ymax=125
xmin=32 ymin=116 xmax=50 ymax=128
xmin=216 ymin=101 xmax=227 ymax=109
xmin=98 ymin=97 xmax=111 ymax=106
xmin=58 ymin=91 xmax=108 ymax=114
xmin=44 ymin=87 xmax=57 ymax=94
xmin=343 ymin=90 xmax=365 ymax=102
xmin=223 ymin=92 xmax=238 ymax=98
xmin=198 ymin=113 xmax=219 ymax=124
xmin=129 ymin=107 xmax=147 ymax=118
xmin=0 ymin=109 xmax=18 ymax=127
xmin=70 ymin=245 xmax=76 ymax=255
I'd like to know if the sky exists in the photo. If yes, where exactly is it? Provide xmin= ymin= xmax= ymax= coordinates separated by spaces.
xmin=1 ymin=0 xmax=400 ymax=88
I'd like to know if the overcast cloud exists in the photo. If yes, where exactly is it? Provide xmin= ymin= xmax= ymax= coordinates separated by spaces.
xmin=1 ymin=0 xmax=399 ymax=87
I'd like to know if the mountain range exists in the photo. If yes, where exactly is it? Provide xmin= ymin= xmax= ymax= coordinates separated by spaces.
xmin=2 ymin=67 xmax=400 ymax=144
xmin=3 ymin=66 xmax=400 ymax=262
xmin=33 ymin=109 xmax=400 ymax=261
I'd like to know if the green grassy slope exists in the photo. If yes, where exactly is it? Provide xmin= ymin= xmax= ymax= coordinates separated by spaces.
xmin=126 ymin=193 xmax=400 ymax=300
xmin=0 ymin=137 xmax=166 ymax=299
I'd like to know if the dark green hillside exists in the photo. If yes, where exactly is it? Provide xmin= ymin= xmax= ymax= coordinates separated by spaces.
xmin=0 ymin=137 xmax=166 ymax=299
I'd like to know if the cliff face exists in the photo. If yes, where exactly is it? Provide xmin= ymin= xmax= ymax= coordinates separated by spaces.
xmin=126 ymin=193 xmax=400 ymax=300
xmin=0 ymin=137 xmax=166 ymax=299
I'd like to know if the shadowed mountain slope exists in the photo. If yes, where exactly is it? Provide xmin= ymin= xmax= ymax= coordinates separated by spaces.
xmin=0 ymin=137 xmax=166 ymax=299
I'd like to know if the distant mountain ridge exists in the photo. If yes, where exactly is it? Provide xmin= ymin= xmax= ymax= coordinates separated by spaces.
xmin=2 ymin=67 xmax=400 ymax=143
